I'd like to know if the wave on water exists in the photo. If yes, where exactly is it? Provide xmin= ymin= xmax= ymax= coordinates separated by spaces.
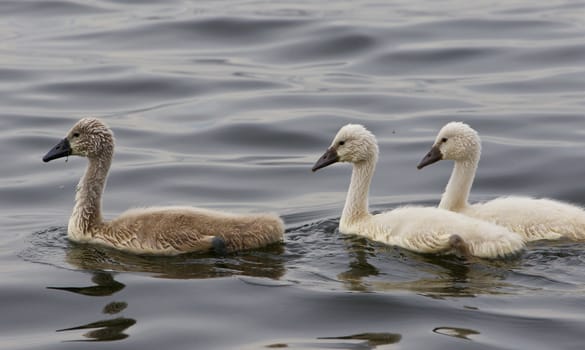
xmin=19 ymin=215 xmax=585 ymax=296
xmin=18 ymin=226 xmax=286 ymax=280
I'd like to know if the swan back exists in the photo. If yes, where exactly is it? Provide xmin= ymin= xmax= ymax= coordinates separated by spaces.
xmin=107 ymin=206 xmax=285 ymax=255
xmin=366 ymin=206 xmax=525 ymax=258
xmin=465 ymin=196 xmax=585 ymax=241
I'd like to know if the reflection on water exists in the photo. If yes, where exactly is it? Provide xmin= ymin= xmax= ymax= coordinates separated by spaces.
xmin=65 ymin=241 xmax=286 ymax=279
xmin=24 ymin=217 xmax=583 ymax=299
xmin=22 ymin=226 xmax=286 ymax=279
xmin=57 ymin=317 xmax=136 ymax=342
xmin=433 ymin=327 xmax=480 ymax=341
xmin=49 ymin=271 xmax=135 ymax=342
xmin=262 ymin=332 xmax=402 ymax=350
xmin=287 ymin=218 xmax=524 ymax=297
xmin=365 ymin=253 xmax=520 ymax=298
xmin=318 ymin=332 xmax=402 ymax=348
xmin=337 ymin=236 xmax=381 ymax=292
xmin=47 ymin=271 xmax=124 ymax=296
xmin=3 ymin=0 xmax=585 ymax=349
xmin=103 ymin=301 xmax=128 ymax=315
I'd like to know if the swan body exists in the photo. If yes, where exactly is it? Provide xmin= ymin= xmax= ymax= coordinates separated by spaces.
xmin=312 ymin=124 xmax=524 ymax=258
xmin=43 ymin=118 xmax=284 ymax=255
xmin=417 ymin=121 xmax=585 ymax=241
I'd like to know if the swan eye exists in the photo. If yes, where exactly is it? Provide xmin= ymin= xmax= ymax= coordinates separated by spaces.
xmin=338 ymin=140 xmax=345 ymax=146
xmin=441 ymin=137 xmax=448 ymax=143
xmin=73 ymin=133 xmax=80 ymax=138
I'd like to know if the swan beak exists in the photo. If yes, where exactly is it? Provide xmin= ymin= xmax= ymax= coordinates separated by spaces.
xmin=43 ymin=138 xmax=72 ymax=162
xmin=417 ymin=145 xmax=443 ymax=169
xmin=312 ymin=147 xmax=339 ymax=172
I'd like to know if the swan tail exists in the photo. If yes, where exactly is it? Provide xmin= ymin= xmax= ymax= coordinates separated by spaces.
xmin=467 ymin=235 xmax=525 ymax=259
xmin=220 ymin=214 xmax=285 ymax=253
xmin=564 ymin=215 xmax=585 ymax=240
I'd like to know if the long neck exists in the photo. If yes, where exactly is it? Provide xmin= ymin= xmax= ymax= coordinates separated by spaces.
xmin=70 ymin=154 xmax=112 ymax=237
xmin=342 ymin=158 xmax=376 ymax=223
xmin=439 ymin=156 xmax=478 ymax=211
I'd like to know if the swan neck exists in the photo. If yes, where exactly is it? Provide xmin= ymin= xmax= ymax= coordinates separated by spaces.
xmin=342 ymin=158 xmax=375 ymax=223
xmin=70 ymin=153 xmax=112 ymax=238
xmin=439 ymin=157 xmax=478 ymax=211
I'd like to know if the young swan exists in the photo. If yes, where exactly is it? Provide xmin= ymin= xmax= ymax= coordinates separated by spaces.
xmin=43 ymin=118 xmax=284 ymax=255
xmin=312 ymin=124 xmax=524 ymax=258
xmin=417 ymin=121 xmax=585 ymax=241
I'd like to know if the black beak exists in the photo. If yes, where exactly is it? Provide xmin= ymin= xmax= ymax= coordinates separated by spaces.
xmin=43 ymin=138 xmax=72 ymax=162
xmin=312 ymin=147 xmax=339 ymax=172
xmin=417 ymin=145 xmax=443 ymax=169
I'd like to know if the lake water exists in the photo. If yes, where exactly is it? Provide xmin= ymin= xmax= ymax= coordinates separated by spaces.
xmin=1 ymin=0 xmax=585 ymax=349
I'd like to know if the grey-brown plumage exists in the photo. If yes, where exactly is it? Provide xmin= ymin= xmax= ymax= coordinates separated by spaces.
xmin=43 ymin=118 xmax=284 ymax=255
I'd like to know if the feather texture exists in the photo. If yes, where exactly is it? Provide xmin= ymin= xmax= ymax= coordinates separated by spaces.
xmin=419 ymin=121 xmax=585 ymax=241
xmin=313 ymin=124 xmax=525 ymax=258
xmin=44 ymin=118 xmax=284 ymax=255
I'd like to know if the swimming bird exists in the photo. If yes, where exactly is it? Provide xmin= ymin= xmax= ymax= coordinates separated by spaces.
xmin=43 ymin=118 xmax=284 ymax=255
xmin=417 ymin=121 xmax=585 ymax=241
xmin=312 ymin=124 xmax=524 ymax=258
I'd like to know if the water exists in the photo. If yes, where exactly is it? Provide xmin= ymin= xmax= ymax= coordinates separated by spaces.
xmin=1 ymin=0 xmax=585 ymax=349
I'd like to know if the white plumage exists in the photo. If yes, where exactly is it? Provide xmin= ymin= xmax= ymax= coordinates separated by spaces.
xmin=313 ymin=124 xmax=525 ymax=258
xmin=418 ymin=121 xmax=585 ymax=241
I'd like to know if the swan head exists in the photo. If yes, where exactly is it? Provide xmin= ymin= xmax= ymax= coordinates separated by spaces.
xmin=312 ymin=124 xmax=379 ymax=171
xmin=417 ymin=122 xmax=480 ymax=169
xmin=43 ymin=118 xmax=115 ymax=162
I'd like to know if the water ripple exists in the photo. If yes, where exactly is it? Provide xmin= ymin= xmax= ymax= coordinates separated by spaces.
xmin=3 ymin=1 xmax=585 ymax=349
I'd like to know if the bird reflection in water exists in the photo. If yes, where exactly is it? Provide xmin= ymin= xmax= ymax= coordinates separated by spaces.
xmin=318 ymin=332 xmax=402 ymax=348
xmin=336 ymin=232 xmax=520 ymax=297
xmin=47 ymin=271 xmax=135 ymax=342
xmin=57 ymin=316 xmax=136 ymax=342
xmin=63 ymin=240 xmax=286 ymax=279
xmin=336 ymin=236 xmax=380 ymax=292
xmin=433 ymin=326 xmax=480 ymax=340
xmin=47 ymin=271 xmax=124 ymax=296
xmin=263 ymin=332 xmax=402 ymax=350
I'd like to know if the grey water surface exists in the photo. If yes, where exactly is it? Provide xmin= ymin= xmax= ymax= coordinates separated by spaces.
xmin=1 ymin=1 xmax=585 ymax=349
